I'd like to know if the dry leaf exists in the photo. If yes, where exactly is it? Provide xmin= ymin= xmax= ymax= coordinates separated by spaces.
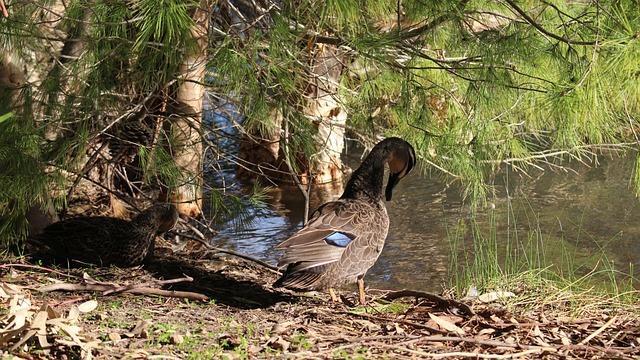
xmin=0 ymin=283 xmax=23 ymax=298
xmin=78 ymin=300 xmax=98 ymax=314
xmin=270 ymin=320 xmax=296 ymax=335
xmin=3 ymin=297 xmax=33 ymax=332
xmin=353 ymin=319 xmax=381 ymax=332
xmin=46 ymin=305 xmax=60 ymax=320
xmin=559 ymin=330 xmax=572 ymax=345
xmin=68 ymin=306 xmax=80 ymax=324
xmin=32 ymin=310 xmax=49 ymax=348
xmin=48 ymin=318 xmax=83 ymax=346
xmin=108 ymin=332 xmax=121 ymax=342
xmin=124 ymin=320 xmax=150 ymax=338
xmin=428 ymin=313 xmax=465 ymax=335
xmin=533 ymin=325 xmax=544 ymax=338
xmin=267 ymin=336 xmax=290 ymax=351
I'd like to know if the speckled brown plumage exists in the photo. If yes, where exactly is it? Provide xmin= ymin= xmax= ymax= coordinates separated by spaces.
xmin=274 ymin=137 xmax=416 ymax=302
xmin=28 ymin=204 xmax=178 ymax=267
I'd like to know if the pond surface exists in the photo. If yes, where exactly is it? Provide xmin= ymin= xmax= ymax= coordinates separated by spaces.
xmin=206 ymin=106 xmax=640 ymax=292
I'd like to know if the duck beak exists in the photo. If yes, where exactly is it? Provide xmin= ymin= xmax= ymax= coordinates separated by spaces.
xmin=385 ymin=172 xmax=401 ymax=201
xmin=385 ymin=146 xmax=416 ymax=201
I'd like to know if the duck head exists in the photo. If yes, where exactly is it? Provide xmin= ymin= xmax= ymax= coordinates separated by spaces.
xmin=384 ymin=138 xmax=416 ymax=201
xmin=133 ymin=204 xmax=179 ymax=234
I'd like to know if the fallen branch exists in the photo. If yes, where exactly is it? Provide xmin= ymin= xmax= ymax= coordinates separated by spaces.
xmin=124 ymin=288 xmax=208 ymax=302
xmin=383 ymin=289 xmax=474 ymax=315
xmin=37 ymin=276 xmax=208 ymax=302
xmin=102 ymin=275 xmax=194 ymax=295
xmin=173 ymin=231 xmax=282 ymax=274
xmin=377 ymin=345 xmax=545 ymax=359
xmin=578 ymin=315 xmax=617 ymax=345
xmin=413 ymin=335 xmax=634 ymax=358
xmin=344 ymin=311 xmax=447 ymax=335
xmin=0 ymin=263 xmax=81 ymax=280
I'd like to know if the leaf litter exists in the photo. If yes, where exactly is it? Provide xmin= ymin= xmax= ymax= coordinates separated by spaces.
xmin=1 ymin=252 xmax=639 ymax=359
xmin=0 ymin=280 xmax=99 ymax=359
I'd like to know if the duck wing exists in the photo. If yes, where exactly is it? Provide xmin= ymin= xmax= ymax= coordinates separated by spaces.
xmin=276 ymin=199 xmax=363 ymax=274
xmin=28 ymin=217 xmax=132 ymax=265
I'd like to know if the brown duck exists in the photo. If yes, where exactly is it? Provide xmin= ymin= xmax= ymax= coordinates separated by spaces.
xmin=28 ymin=204 xmax=178 ymax=267
xmin=274 ymin=137 xmax=416 ymax=305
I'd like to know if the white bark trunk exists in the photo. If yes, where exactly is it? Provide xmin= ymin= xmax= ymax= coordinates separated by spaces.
xmin=170 ymin=1 xmax=210 ymax=217
xmin=304 ymin=43 xmax=348 ymax=184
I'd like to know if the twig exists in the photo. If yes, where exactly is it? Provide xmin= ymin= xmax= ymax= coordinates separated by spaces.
xmin=171 ymin=231 xmax=281 ymax=274
xmin=399 ymin=335 xmax=555 ymax=351
xmin=102 ymin=275 xmax=194 ymax=295
xmin=126 ymin=288 xmax=208 ymax=301
xmin=343 ymin=311 xmax=447 ymax=335
xmin=503 ymin=0 xmax=596 ymax=45
xmin=407 ymin=335 xmax=633 ymax=357
xmin=282 ymin=114 xmax=311 ymax=224
xmin=38 ymin=278 xmax=208 ymax=301
xmin=383 ymin=289 xmax=474 ymax=315
xmin=578 ymin=315 xmax=617 ymax=345
xmin=377 ymin=345 xmax=544 ymax=359
xmin=0 ymin=0 xmax=8 ymax=17
xmin=0 ymin=263 xmax=80 ymax=279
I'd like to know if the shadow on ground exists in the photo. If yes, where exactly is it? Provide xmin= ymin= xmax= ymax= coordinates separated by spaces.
xmin=146 ymin=253 xmax=297 ymax=309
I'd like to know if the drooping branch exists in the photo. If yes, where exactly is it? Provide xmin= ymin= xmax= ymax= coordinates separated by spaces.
xmin=503 ymin=0 xmax=597 ymax=45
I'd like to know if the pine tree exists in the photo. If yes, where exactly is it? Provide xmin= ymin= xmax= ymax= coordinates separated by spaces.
xmin=1 ymin=0 xmax=639 ymax=247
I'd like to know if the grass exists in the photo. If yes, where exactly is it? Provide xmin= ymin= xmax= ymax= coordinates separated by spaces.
xmin=350 ymin=301 xmax=410 ymax=315
xmin=447 ymin=202 xmax=640 ymax=315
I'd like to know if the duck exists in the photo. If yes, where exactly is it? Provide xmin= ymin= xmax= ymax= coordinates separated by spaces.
xmin=27 ymin=204 xmax=178 ymax=267
xmin=274 ymin=137 xmax=416 ymax=305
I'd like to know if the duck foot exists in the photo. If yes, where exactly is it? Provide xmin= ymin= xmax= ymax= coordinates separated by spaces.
xmin=358 ymin=277 xmax=367 ymax=305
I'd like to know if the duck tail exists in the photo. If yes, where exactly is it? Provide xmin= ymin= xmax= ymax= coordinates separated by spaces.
xmin=273 ymin=265 xmax=324 ymax=290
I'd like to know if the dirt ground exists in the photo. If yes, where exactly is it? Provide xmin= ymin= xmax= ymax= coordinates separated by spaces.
xmin=1 ymin=245 xmax=640 ymax=359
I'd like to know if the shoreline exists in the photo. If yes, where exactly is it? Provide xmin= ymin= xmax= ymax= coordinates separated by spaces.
xmin=1 ymin=248 xmax=638 ymax=359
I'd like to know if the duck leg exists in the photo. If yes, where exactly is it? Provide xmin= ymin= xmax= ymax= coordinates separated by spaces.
xmin=357 ymin=277 xmax=366 ymax=305
xmin=328 ymin=288 xmax=340 ymax=303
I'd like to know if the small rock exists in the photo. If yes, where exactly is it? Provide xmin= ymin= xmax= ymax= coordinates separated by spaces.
xmin=108 ymin=332 xmax=121 ymax=342
xmin=170 ymin=333 xmax=184 ymax=345
xmin=478 ymin=291 xmax=516 ymax=303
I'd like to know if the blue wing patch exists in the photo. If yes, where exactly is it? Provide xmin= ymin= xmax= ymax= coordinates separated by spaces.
xmin=324 ymin=232 xmax=355 ymax=247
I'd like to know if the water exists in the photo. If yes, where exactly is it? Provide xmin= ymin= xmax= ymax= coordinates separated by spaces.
xmin=206 ymin=104 xmax=640 ymax=292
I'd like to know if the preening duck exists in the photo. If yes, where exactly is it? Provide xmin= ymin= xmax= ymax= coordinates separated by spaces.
xmin=28 ymin=204 xmax=178 ymax=267
xmin=274 ymin=137 xmax=416 ymax=305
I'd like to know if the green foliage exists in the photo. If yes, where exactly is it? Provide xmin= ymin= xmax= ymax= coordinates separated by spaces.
xmin=131 ymin=0 xmax=197 ymax=87
xmin=0 ymin=114 xmax=60 ymax=245
xmin=2 ymin=0 xmax=640 ymax=247
xmin=0 ymin=0 xmax=211 ymax=246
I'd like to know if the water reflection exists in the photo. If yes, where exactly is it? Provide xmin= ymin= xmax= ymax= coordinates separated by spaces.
xmin=210 ymin=143 xmax=639 ymax=292
xmin=205 ymin=105 xmax=639 ymax=292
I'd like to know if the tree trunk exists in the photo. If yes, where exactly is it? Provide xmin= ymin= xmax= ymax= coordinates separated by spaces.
xmin=304 ymin=43 xmax=348 ymax=184
xmin=170 ymin=1 xmax=210 ymax=217
xmin=237 ymin=43 xmax=348 ymax=185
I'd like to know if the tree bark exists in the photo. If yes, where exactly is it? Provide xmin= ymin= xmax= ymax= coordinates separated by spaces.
xmin=237 ymin=43 xmax=348 ymax=186
xmin=170 ymin=1 xmax=210 ymax=217
xmin=304 ymin=43 xmax=348 ymax=184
